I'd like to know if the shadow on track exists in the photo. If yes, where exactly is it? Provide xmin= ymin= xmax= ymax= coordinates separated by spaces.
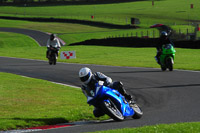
xmin=133 ymin=84 xmax=200 ymax=90
xmin=107 ymin=70 xmax=161 ymax=74
xmin=154 ymin=84 xmax=200 ymax=89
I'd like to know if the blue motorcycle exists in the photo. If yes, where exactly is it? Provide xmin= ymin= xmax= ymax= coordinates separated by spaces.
xmin=87 ymin=82 xmax=143 ymax=121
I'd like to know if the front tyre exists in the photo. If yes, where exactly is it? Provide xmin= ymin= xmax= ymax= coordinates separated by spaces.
xmin=48 ymin=58 xmax=52 ymax=65
xmin=101 ymin=99 xmax=124 ymax=121
xmin=168 ymin=58 xmax=173 ymax=71
xmin=161 ymin=66 xmax=166 ymax=71
xmin=131 ymin=104 xmax=143 ymax=119
xmin=53 ymin=53 xmax=57 ymax=65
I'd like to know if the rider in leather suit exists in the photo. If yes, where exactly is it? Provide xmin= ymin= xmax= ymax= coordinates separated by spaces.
xmin=79 ymin=67 xmax=133 ymax=117
xmin=46 ymin=34 xmax=61 ymax=58
xmin=155 ymin=31 xmax=174 ymax=64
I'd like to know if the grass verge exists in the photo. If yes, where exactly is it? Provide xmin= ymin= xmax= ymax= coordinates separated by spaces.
xmin=0 ymin=72 xmax=108 ymax=130
xmin=90 ymin=122 xmax=200 ymax=133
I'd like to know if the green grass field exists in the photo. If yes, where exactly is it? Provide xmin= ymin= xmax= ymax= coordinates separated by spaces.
xmin=0 ymin=72 xmax=108 ymax=130
xmin=91 ymin=122 xmax=200 ymax=133
xmin=0 ymin=32 xmax=200 ymax=71
xmin=0 ymin=0 xmax=199 ymax=26
xmin=0 ymin=0 xmax=200 ymax=131
xmin=0 ymin=18 xmax=163 ymax=45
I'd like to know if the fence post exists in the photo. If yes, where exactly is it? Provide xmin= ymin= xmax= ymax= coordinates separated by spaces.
xmin=153 ymin=30 xmax=155 ymax=38
xmin=191 ymin=4 xmax=194 ymax=9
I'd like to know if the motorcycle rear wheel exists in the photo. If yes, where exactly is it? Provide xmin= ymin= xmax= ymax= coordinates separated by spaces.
xmin=101 ymin=99 xmax=124 ymax=121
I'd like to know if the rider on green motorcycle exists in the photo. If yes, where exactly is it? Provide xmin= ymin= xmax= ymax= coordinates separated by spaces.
xmin=155 ymin=31 xmax=174 ymax=64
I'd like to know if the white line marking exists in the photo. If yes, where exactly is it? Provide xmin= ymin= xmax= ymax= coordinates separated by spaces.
xmin=51 ymin=81 xmax=80 ymax=89
xmin=20 ymin=75 xmax=80 ymax=88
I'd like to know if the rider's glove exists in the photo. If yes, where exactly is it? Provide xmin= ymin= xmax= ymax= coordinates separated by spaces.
xmin=103 ymin=81 xmax=109 ymax=86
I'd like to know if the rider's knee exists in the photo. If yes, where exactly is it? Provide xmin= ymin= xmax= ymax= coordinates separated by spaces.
xmin=93 ymin=108 xmax=104 ymax=117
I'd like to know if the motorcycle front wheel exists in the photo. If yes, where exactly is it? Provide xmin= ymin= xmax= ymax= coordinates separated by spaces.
xmin=53 ymin=53 xmax=57 ymax=65
xmin=167 ymin=57 xmax=173 ymax=71
xmin=131 ymin=104 xmax=143 ymax=119
xmin=48 ymin=58 xmax=52 ymax=65
xmin=101 ymin=99 xmax=124 ymax=121
xmin=161 ymin=65 xmax=166 ymax=71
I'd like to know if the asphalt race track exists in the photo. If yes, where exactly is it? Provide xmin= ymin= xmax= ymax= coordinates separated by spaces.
xmin=0 ymin=28 xmax=200 ymax=132
xmin=0 ymin=27 xmax=65 ymax=46
xmin=0 ymin=57 xmax=200 ymax=133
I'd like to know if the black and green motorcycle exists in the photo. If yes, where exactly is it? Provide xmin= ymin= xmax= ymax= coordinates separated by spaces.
xmin=159 ymin=44 xmax=176 ymax=71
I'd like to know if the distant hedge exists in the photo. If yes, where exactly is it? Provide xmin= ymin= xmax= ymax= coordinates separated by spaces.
xmin=70 ymin=37 xmax=200 ymax=49
xmin=0 ymin=0 xmax=145 ymax=5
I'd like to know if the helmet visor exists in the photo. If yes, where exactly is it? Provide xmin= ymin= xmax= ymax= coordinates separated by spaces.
xmin=80 ymin=72 xmax=91 ymax=82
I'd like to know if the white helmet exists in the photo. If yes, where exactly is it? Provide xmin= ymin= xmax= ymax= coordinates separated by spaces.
xmin=79 ymin=67 xmax=92 ymax=84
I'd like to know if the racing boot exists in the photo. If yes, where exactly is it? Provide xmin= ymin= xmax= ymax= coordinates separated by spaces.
xmin=124 ymin=93 xmax=133 ymax=101
xmin=46 ymin=51 xmax=49 ymax=58
xmin=155 ymin=56 xmax=160 ymax=64
xmin=113 ymin=81 xmax=134 ymax=102
xmin=124 ymin=94 xmax=136 ymax=108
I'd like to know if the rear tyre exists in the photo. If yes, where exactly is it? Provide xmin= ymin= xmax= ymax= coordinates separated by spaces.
xmin=101 ymin=99 xmax=124 ymax=121
xmin=131 ymin=104 xmax=143 ymax=119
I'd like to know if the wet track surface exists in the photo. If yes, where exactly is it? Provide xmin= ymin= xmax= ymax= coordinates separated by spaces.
xmin=0 ymin=57 xmax=200 ymax=133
